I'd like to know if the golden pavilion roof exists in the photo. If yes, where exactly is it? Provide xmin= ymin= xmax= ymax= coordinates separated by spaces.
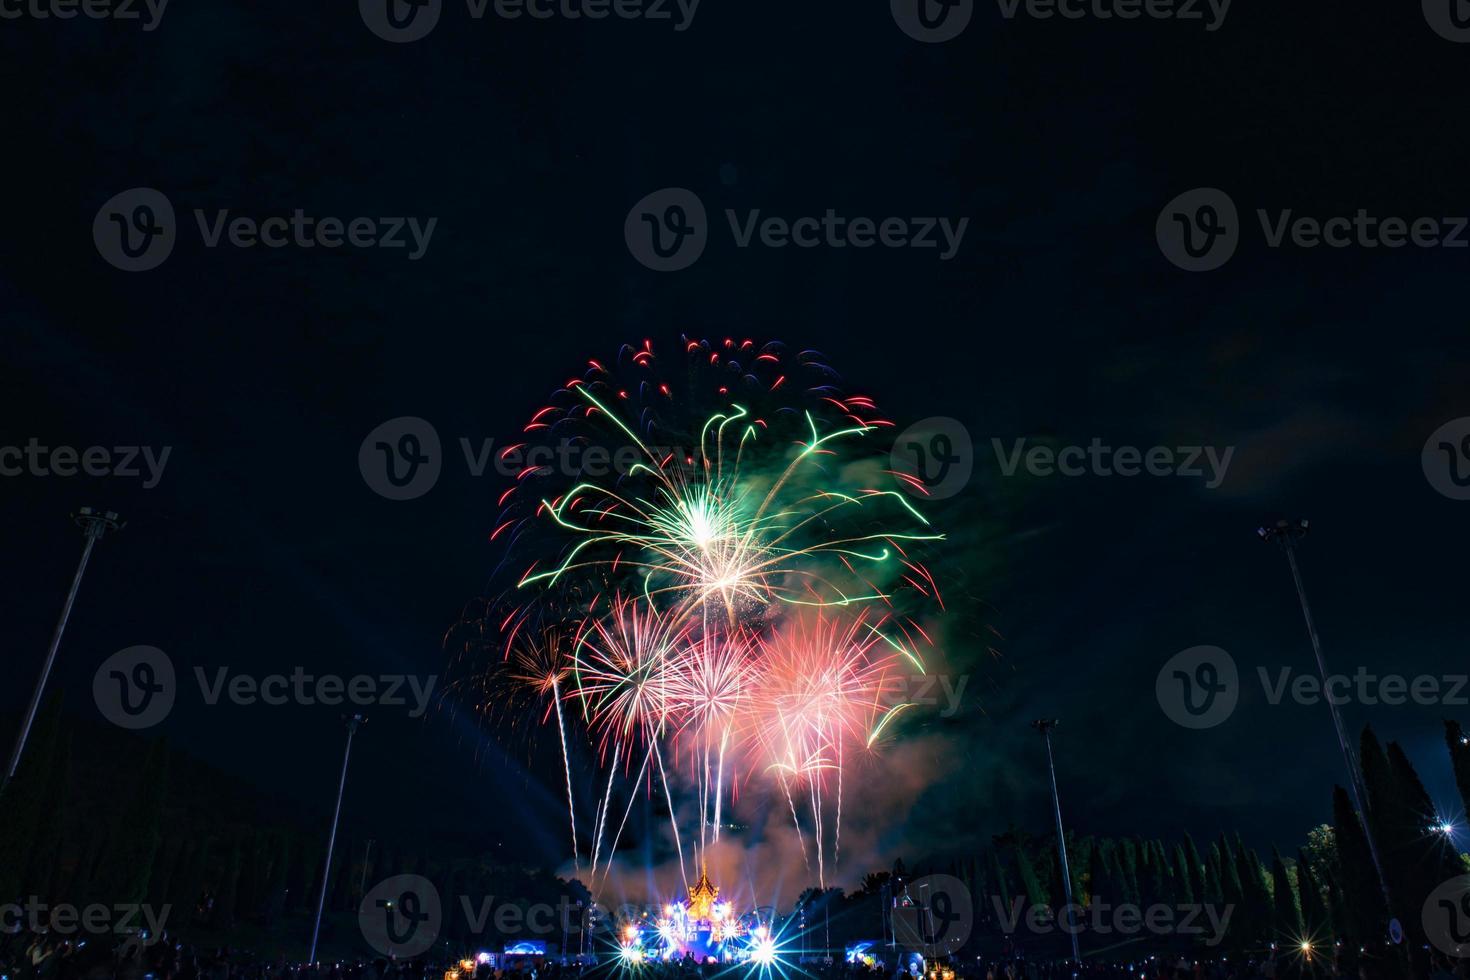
xmin=686 ymin=864 xmax=719 ymax=921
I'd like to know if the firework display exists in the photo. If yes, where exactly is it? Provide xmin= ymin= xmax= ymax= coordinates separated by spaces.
xmin=472 ymin=337 xmax=947 ymax=906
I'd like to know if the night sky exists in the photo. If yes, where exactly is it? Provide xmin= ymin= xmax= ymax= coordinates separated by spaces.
xmin=5 ymin=0 xmax=1470 ymax=886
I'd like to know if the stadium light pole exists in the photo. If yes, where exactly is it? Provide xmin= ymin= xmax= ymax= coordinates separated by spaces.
xmin=1258 ymin=520 xmax=1397 ymax=934
xmin=2 ymin=508 xmax=124 ymax=799
xmin=309 ymin=713 xmax=367 ymax=964
xmin=1032 ymin=719 xmax=1081 ymax=966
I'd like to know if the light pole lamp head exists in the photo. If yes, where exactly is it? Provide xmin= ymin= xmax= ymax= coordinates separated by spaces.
xmin=1258 ymin=519 xmax=1308 ymax=547
xmin=1031 ymin=718 xmax=1058 ymax=735
xmin=73 ymin=507 xmax=124 ymax=537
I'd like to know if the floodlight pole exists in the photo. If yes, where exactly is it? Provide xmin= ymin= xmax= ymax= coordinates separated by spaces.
xmin=2 ymin=508 xmax=123 ymax=799
xmin=1258 ymin=520 xmax=1396 ymax=932
xmin=309 ymin=713 xmax=367 ymax=964
xmin=1033 ymin=719 xmax=1081 ymax=966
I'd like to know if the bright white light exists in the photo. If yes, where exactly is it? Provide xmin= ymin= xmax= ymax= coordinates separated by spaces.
xmin=750 ymin=939 xmax=778 ymax=966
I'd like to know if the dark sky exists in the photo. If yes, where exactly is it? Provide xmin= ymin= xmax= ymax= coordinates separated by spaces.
xmin=5 ymin=0 xmax=1470 ymax=883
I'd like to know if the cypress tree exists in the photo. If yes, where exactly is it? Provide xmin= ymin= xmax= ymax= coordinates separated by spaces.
xmin=1086 ymin=841 xmax=1108 ymax=907
xmin=1217 ymin=836 xmax=1244 ymax=914
xmin=987 ymin=846 xmax=1012 ymax=914
xmin=95 ymin=736 xmax=170 ymax=905
xmin=0 ymin=692 xmax=64 ymax=900
xmin=215 ymin=837 xmax=242 ymax=932
xmin=1203 ymin=842 xmax=1225 ymax=907
xmin=1331 ymin=784 xmax=1385 ymax=945
xmin=1234 ymin=840 xmax=1272 ymax=945
xmin=1183 ymin=835 xmax=1207 ymax=906
xmin=1270 ymin=847 xmax=1303 ymax=939
xmin=1387 ymin=740 xmax=1466 ymax=881
xmin=1173 ymin=843 xmax=1197 ymax=905
xmin=1119 ymin=839 xmax=1141 ymax=906
xmin=1296 ymin=848 xmax=1331 ymax=943
xmin=1151 ymin=840 xmax=1176 ymax=905
xmin=27 ymin=721 xmax=71 ymax=899
xmin=1014 ymin=842 xmax=1048 ymax=909
xmin=171 ymin=838 xmax=211 ymax=929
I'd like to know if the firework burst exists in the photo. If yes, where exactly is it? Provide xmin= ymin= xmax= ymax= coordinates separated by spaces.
xmin=457 ymin=337 xmax=948 ymax=896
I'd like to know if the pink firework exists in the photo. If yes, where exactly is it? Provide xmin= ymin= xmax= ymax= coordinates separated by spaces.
xmin=571 ymin=595 xmax=692 ymax=754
